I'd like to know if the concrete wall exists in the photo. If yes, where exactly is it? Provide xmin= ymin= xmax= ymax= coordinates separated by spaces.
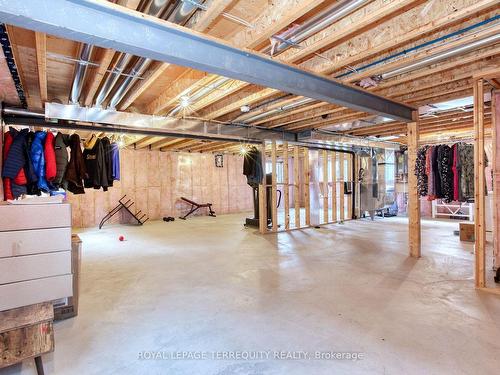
xmin=67 ymin=149 xmax=253 ymax=228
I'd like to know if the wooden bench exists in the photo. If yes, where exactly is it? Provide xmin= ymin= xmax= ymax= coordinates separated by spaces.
xmin=179 ymin=197 xmax=216 ymax=220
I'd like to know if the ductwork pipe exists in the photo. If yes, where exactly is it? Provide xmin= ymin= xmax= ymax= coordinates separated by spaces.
xmin=262 ymin=0 xmax=369 ymax=56
xmin=241 ymin=97 xmax=315 ymax=124
xmin=69 ymin=44 xmax=94 ymax=104
xmin=2 ymin=107 xmax=44 ymax=118
xmin=107 ymin=0 xmax=202 ymax=109
xmin=382 ymin=32 xmax=500 ymax=79
xmin=94 ymin=53 xmax=134 ymax=107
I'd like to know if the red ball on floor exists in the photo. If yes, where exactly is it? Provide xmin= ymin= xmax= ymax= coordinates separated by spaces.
xmin=119 ymin=235 xmax=124 ymax=241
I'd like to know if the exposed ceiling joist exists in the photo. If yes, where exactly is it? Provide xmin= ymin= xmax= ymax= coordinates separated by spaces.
xmin=34 ymin=31 xmax=47 ymax=104
xmin=0 ymin=0 xmax=415 ymax=122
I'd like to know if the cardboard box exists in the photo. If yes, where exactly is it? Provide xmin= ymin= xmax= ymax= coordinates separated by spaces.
xmin=459 ymin=222 xmax=475 ymax=242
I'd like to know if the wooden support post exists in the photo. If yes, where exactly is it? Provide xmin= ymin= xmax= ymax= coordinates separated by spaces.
xmin=271 ymin=141 xmax=278 ymax=232
xmin=331 ymin=152 xmax=337 ymax=222
xmin=339 ymin=152 xmax=345 ymax=222
xmin=322 ymin=149 xmax=329 ymax=223
xmin=283 ymin=142 xmax=290 ymax=230
xmin=259 ymin=141 xmax=267 ymax=234
xmin=347 ymin=153 xmax=353 ymax=220
xmin=304 ymin=148 xmax=310 ymax=226
xmin=294 ymin=146 xmax=300 ymax=228
xmin=474 ymin=79 xmax=486 ymax=287
xmin=407 ymin=115 xmax=421 ymax=258
xmin=493 ymin=91 xmax=500 ymax=269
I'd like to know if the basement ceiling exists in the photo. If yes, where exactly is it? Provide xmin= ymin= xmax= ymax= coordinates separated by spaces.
xmin=0 ymin=0 xmax=498 ymax=151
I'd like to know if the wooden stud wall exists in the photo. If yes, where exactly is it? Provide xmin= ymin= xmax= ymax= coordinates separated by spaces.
xmin=259 ymin=144 xmax=354 ymax=234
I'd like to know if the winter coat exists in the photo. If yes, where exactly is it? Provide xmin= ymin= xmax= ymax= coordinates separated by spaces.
xmin=2 ymin=131 xmax=13 ymax=200
xmin=64 ymin=134 xmax=86 ymax=195
xmin=30 ymin=131 xmax=50 ymax=192
xmin=83 ymin=137 xmax=109 ymax=191
xmin=54 ymin=132 xmax=70 ymax=187
xmin=2 ymin=128 xmax=31 ymax=199
xmin=2 ymin=128 xmax=28 ymax=184
xmin=44 ymin=132 xmax=57 ymax=182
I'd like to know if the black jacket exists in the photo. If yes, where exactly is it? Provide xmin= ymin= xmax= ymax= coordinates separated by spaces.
xmin=54 ymin=132 xmax=70 ymax=188
xmin=65 ymin=134 xmax=87 ymax=195
xmin=101 ymin=137 xmax=114 ymax=187
xmin=83 ymin=138 xmax=109 ymax=191
xmin=243 ymin=147 xmax=263 ymax=186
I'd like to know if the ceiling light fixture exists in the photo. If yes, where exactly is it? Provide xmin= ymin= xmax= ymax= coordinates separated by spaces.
xmin=180 ymin=95 xmax=191 ymax=108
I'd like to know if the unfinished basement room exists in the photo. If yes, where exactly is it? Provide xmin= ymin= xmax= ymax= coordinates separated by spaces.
xmin=0 ymin=0 xmax=500 ymax=374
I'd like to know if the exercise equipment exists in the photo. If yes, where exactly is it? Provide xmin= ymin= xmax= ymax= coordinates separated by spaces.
xmin=179 ymin=197 xmax=216 ymax=220
xmin=245 ymin=173 xmax=281 ymax=228
xmin=163 ymin=216 xmax=175 ymax=222
xmin=99 ymin=194 xmax=149 ymax=229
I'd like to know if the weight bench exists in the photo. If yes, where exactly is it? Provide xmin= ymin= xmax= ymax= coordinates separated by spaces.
xmin=179 ymin=197 xmax=216 ymax=220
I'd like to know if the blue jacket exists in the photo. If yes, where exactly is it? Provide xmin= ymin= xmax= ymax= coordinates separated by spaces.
xmin=30 ymin=131 xmax=49 ymax=192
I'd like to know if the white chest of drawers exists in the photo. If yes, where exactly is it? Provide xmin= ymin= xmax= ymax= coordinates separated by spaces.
xmin=0 ymin=203 xmax=73 ymax=311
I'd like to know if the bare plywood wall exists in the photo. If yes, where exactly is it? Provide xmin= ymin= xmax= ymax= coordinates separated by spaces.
xmin=67 ymin=149 xmax=253 ymax=228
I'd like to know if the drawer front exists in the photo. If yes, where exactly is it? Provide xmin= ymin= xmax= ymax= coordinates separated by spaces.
xmin=0 ymin=203 xmax=71 ymax=231
xmin=0 ymin=251 xmax=71 ymax=285
xmin=0 ymin=274 xmax=73 ymax=312
xmin=0 ymin=227 xmax=71 ymax=258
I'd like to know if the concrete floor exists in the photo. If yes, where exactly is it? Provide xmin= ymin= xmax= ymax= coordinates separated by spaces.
xmin=3 ymin=214 xmax=500 ymax=375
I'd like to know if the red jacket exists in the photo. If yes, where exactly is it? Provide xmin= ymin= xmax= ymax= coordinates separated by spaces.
xmin=44 ymin=132 xmax=57 ymax=181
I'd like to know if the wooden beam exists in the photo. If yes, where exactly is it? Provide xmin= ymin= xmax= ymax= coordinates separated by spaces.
xmin=407 ymin=116 xmax=421 ymax=258
xmin=474 ymin=78 xmax=486 ymax=287
xmin=34 ymin=32 xmax=47 ymax=104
